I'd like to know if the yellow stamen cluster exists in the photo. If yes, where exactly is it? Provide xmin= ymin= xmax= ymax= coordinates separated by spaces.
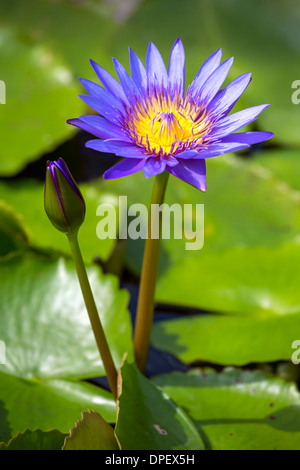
xmin=125 ymin=91 xmax=212 ymax=156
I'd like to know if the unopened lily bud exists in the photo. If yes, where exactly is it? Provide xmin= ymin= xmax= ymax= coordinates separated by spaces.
xmin=44 ymin=158 xmax=85 ymax=235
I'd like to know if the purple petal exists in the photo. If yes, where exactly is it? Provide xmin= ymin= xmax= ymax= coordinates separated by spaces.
xmin=86 ymin=139 xmax=147 ymax=159
xmin=78 ymin=94 xmax=122 ymax=124
xmin=190 ymin=49 xmax=222 ymax=97
xmin=161 ymin=155 xmax=179 ymax=167
xmin=79 ymin=78 xmax=125 ymax=112
xmin=55 ymin=158 xmax=84 ymax=202
xmin=104 ymin=158 xmax=146 ymax=180
xmin=221 ymin=131 xmax=274 ymax=145
xmin=192 ymin=142 xmax=250 ymax=159
xmin=90 ymin=59 xmax=129 ymax=105
xmin=175 ymin=149 xmax=203 ymax=159
xmin=167 ymin=159 xmax=207 ymax=191
xmin=129 ymin=47 xmax=147 ymax=91
xmin=67 ymin=115 xmax=131 ymax=141
xmin=113 ymin=57 xmax=141 ymax=103
xmin=199 ymin=57 xmax=234 ymax=105
xmin=212 ymin=104 xmax=270 ymax=138
xmin=168 ymin=38 xmax=185 ymax=96
xmin=143 ymin=158 xmax=166 ymax=178
xmin=68 ymin=117 xmax=108 ymax=140
xmin=208 ymin=73 xmax=252 ymax=118
xmin=146 ymin=42 xmax=168 ymax=89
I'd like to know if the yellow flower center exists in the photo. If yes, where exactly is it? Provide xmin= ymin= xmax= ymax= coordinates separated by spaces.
xmin=125 ymin=91 xmax=212 ymax=156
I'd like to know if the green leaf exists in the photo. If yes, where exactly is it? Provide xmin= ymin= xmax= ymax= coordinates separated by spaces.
xmin=254 ymin=149 xmax=300 ymax=192
xmin=152 ymin=311 xmax=299 ymax=366
xmin=0 ymin=180 xmax=116 ymax=262
xmin=153 ymin=369 xmax=300 ymax=450
xmin=201 ymin=0 xmax=300 ymax=145
xmin=0 ymin=373 xmax=116 ymax=444
xmin=115 ymin=359 xmax=204 ymax=450
xmin=0 ymin=27 xmax=82 ymax=176
xmin=0 ymin=0 xmax=119 ymax=176
xmin=98 ymin=156 xmax=300 ymax=276
xmin=63 ymin=410 xmax=119 ymax=450
xmin=156 ymin=243 xmax=300 ymax=316
xmin=1 ymin=0 xmax=117 ymax=78
xmin=0 ymin=429 xmax=66 ymax=450
xmin=0 ymin=253 xmax=132 ymax=379
xmin=0 ymin=200 xmax=29 ymax=256
xmin=0 ymin=252 xmax=132 ymax=441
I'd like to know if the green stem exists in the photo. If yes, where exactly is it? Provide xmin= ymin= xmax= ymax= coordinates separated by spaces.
xmin=134 ymin=171 xmax=170 ymax=372
xmin=68 ymin=233 xmax=118 ymax=400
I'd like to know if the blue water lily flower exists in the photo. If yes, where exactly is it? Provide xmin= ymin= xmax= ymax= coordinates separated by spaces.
xmin=68 ymin=38 xmax=273 ymax=191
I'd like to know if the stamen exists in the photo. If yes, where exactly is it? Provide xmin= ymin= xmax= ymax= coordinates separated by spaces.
xmin=125 ymin=88 xmax=212 ymax=156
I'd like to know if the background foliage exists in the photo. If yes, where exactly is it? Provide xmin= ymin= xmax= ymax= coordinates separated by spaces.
xmin=1 ymin=0 xmax=300 ymax=450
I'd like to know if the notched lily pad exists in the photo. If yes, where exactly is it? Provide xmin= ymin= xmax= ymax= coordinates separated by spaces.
xmin=0 ymin=252 xmax=133 ymax=441
xmin=0 ymin=428 xmax=66 ymax=450
xmin=63 ymin=410 xmax=119 ymax=450
xmin=154 ymin=368 xmax=300 ymax=450
xmin=115 ymin=359 xmax=204 ymax=450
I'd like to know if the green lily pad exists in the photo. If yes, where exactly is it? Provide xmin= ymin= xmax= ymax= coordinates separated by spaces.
xmin=0 ymin=26 xmax=82 ymax=176
xmin=0 ymin=179 xmax=116 ymax=262
xmin=0 ymin=252 xmax=132 ymax=379
xmin=115 ymin=359 xmax=204 ymax=450
xmin=0 ymin=0 xmax=116 ymax=78
xmin=112 ymin=0 xmax=300 ymax=144
xmin=63 ymin=410 xmax=119 ymax=450
xmin=152 ymin=311 xmax=299 ymax=366
xmin=153 ymin=369 xmax=300 ymax=450
xmin=156 ymin=243 xmax=300 ymax=316
xmin=202 ymin=0 xmax=300 ymax=145
xmin=98 ymin=156 xmax=300 ymax=276
xmin=200 ymin=157 xmax=300 ymax=253
xmin=0 ymin=0 xmax=123 ymax=176
xmin=0 ymin=373 xmax=116 ymax=444
xmin=0 ymin=429 xmax=66 ymax=450
xmin=0 ymin=200 xmax=29 ymax=256
xmin=254 ymin=149 xmax=300 ymax=192
xmin=0 ymin=252 xmax=132 ymax=441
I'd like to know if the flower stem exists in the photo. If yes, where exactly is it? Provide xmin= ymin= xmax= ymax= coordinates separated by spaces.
xmin=134 ymin=171 xmax=170 ymax=372
xmin=68 ymin=233 xmax=118 ymax=400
